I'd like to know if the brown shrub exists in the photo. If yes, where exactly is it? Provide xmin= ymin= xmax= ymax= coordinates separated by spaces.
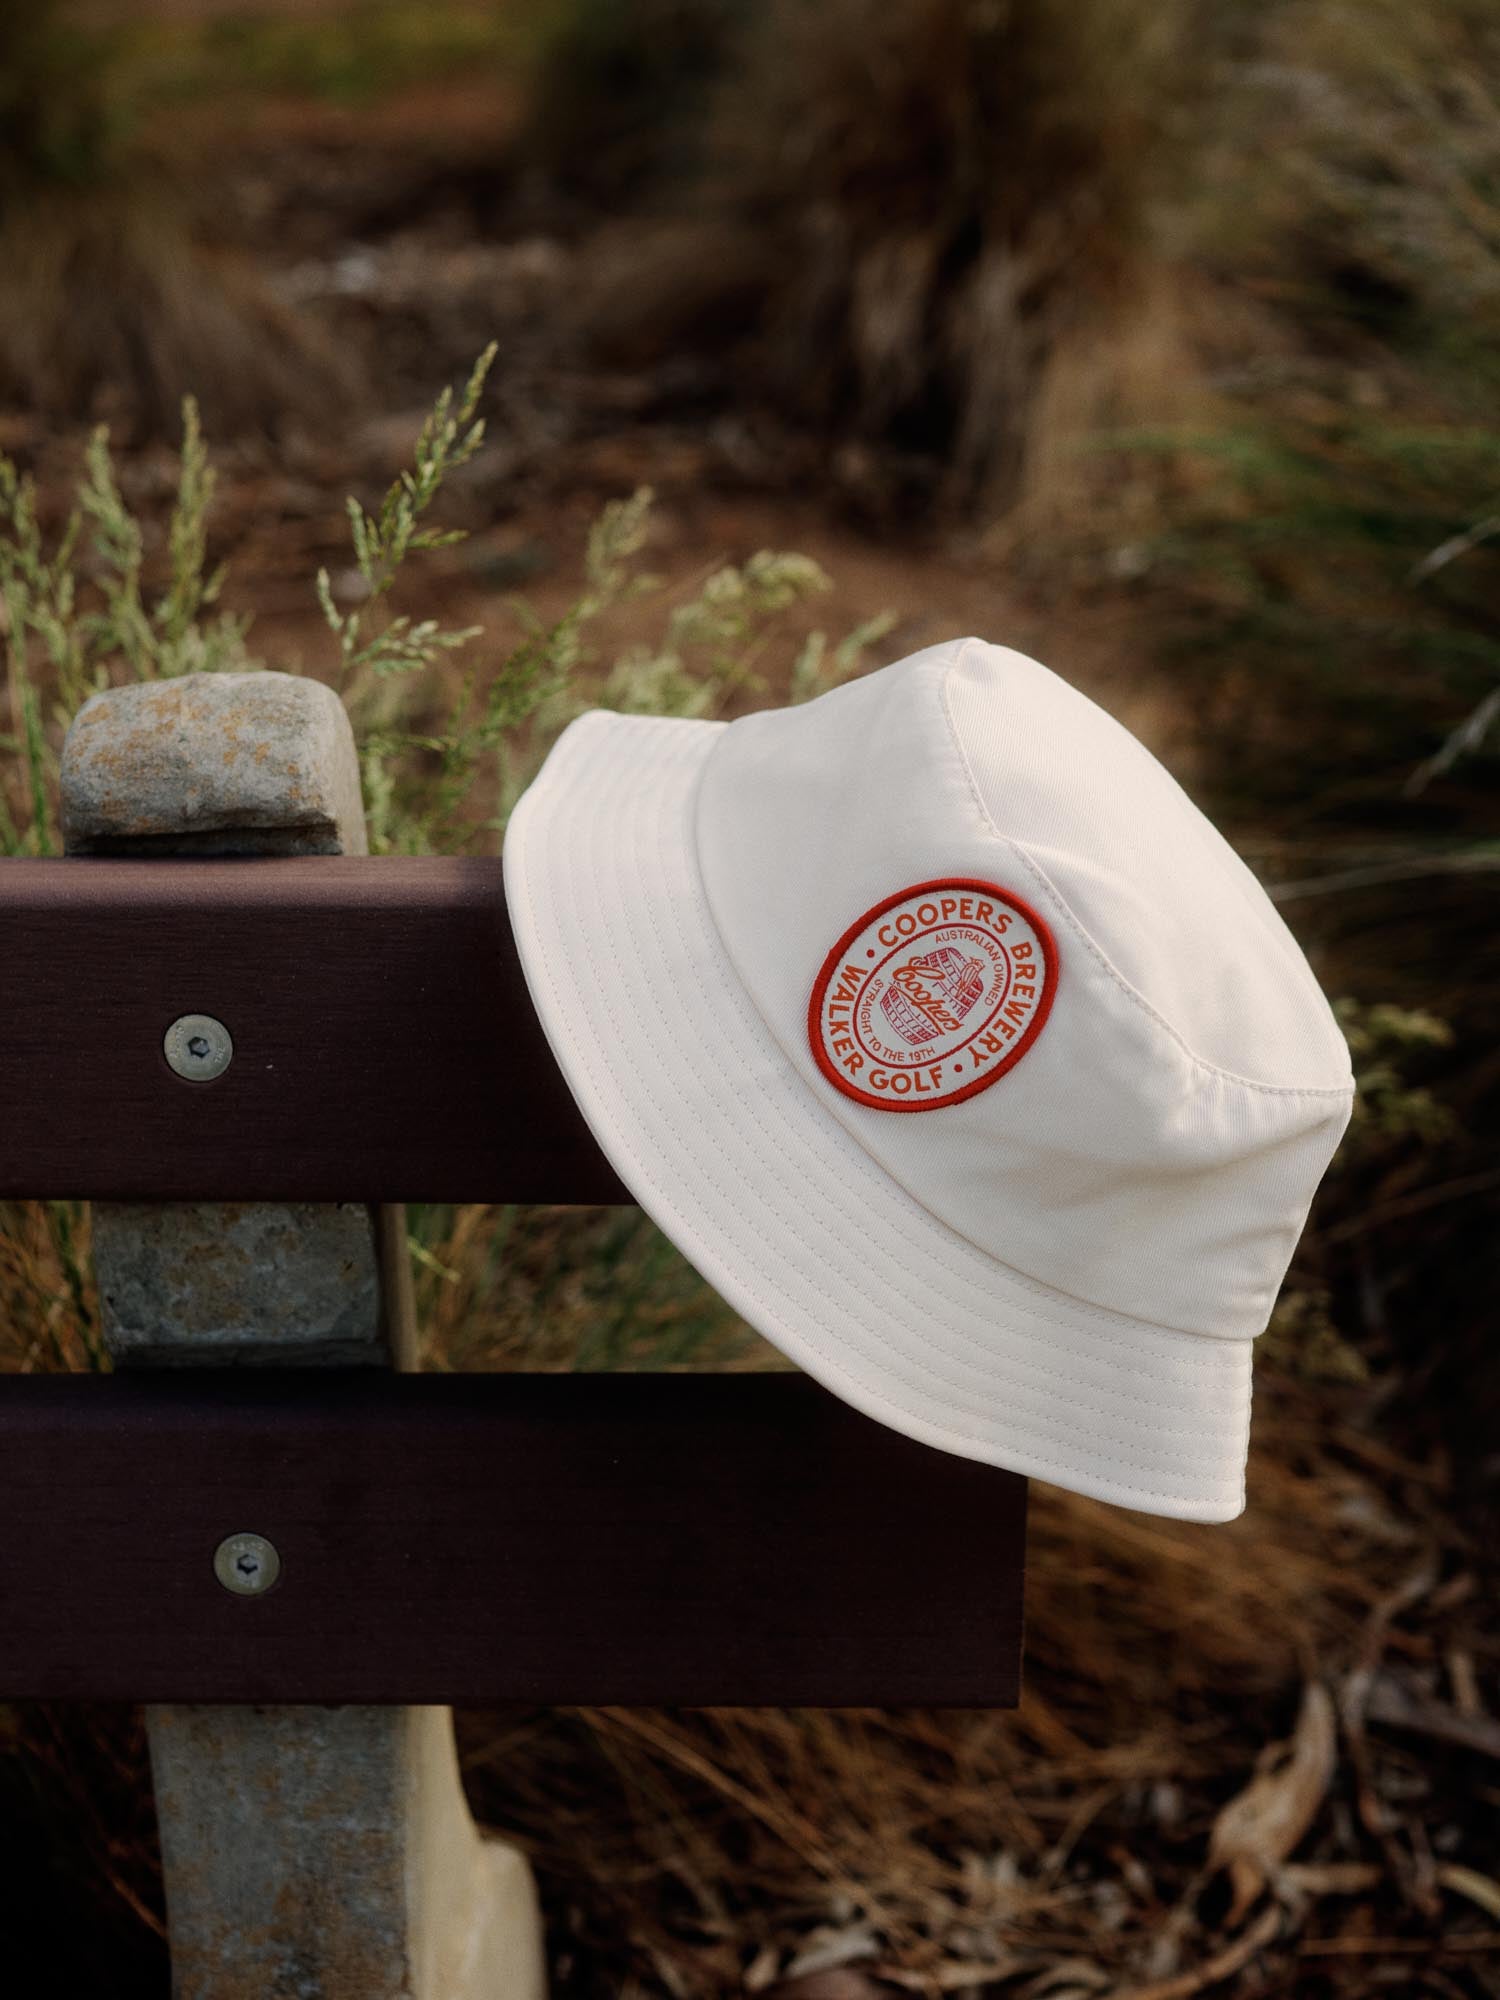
xmin=577 ymin=0 xmax=1198 ymax=512
xmin=0 ymin=185 xmax=353 ymax=441
xmin=0 ymin=2 xmax=354 ymax=439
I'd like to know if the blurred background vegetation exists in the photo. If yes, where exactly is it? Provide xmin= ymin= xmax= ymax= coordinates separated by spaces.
xmin=0 ymin=2 xmax=1496 ymax=1996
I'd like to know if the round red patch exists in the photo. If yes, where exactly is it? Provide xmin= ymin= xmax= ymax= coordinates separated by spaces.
xmin=808 ymin=879 xmax=1058 ymax=1112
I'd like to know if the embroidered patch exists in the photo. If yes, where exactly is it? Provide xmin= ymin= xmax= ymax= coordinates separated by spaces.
xmin=808 ymin=879 xmax=1058 ymax=1112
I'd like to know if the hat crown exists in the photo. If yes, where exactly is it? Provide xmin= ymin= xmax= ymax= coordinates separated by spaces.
xmin=694 ymin=639 xmax=1352 ymax=1342
xmin=941 ymin=643 xmax=1350 ymax=1090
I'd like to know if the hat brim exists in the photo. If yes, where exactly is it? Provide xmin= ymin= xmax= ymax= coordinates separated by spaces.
xmin=504 ymin=711 xmax=1253 ymax=1522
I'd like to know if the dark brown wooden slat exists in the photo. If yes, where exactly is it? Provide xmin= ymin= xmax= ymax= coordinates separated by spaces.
xmin=0 ymin=856 xmax=628 ymax=1202
xmin=0 ymin=1372 xmax=1026 ymax=1705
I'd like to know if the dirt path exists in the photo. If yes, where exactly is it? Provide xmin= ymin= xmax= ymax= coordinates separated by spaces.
xmin=225 ymin=467 xmax=1188 ymax=777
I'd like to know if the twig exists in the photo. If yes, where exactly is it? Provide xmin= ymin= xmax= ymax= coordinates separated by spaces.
xmin=577 ymin=1709 xmax=852 ymax=1889
xmin=1268 ymin=852 xmax=1500 ymax=901
xmin=1299 ymin=1933 xmax=1500 ymax=1956
xmin=1341 ymin=1560 xmax=1443 ymax=1914
xmin=1408 ymin=513 xmax=1500 ymax=585
xmin=1319 ymin=1167 xmax=1500 ymax=1243
xmin=1104 ymin=1904 xmax=1283 ymax=1999
xmin=1363 ymin=1672 xmax=1500 ymax=1764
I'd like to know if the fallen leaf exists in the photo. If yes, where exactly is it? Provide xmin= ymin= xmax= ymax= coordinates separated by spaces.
xmin=1208 ymin=1683 xmax=1337 ymax=1925
xmin=784 ymin=1927 xmax=881 ymax=1979
xmin=1278 ymin=1862 xmax=1382 ymax=1898
xmin=884 ymin=1962 xmax=1025 ymax=1992
xmin=1017 ymin=1958 xmax=1112 ymax=1998
xmin=746 ymin=1943 xmax=783 ymax=1992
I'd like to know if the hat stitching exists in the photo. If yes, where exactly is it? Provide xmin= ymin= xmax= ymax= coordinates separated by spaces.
xmin=533 ymin=727 xmax=1248 ymax=1494
xmin=939 ymin=647 xmax=1352 ymax=1103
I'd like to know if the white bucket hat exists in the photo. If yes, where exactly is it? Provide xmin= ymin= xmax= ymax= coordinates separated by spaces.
xmin=504 ymin=638 xmax=1353 ymax=1521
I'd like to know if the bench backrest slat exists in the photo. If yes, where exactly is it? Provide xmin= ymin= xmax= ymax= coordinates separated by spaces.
xmin=0 ymin=1371 xmax=1026 ymax=1705
xmin=0 ymin=855 xmax=626 ymax=1202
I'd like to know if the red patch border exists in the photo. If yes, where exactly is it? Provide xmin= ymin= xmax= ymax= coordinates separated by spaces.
xmin=807 ymin=877 xmax=1059 ymax=1113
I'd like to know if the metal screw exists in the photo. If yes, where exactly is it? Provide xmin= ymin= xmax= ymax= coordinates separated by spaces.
xmin=213 ymin=1531 xmax=281 ymax=1597
xmin=164 ymin=1013 xmax=233 ymax=1082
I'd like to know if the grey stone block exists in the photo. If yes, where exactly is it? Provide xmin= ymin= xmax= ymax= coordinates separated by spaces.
xmin=149 ymin=1705 xmax=545 ymax=2000
xmin=62 ymin=667 xmax=389 ymax=1370
xmin=60 ymin=670 xmax=368 ymax=856
xmin=94 ymin=1201 xmax=383 ymax=1367
xmin=58 ymin=666 xmax=543 ymax=1996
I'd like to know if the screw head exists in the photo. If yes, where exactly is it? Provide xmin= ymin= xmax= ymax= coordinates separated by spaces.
xmin=213 ymin=1531 xmax=281 ymax=1597
xmin=164 ymin=1013 xmax=233 ymax=1082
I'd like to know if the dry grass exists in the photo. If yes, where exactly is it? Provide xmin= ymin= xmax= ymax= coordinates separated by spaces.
xmin=1191 ymin=0 xmax=1500 ymax=381
xmin=571 ymin=0 xmax=1195 ymax=514
xmin=455 ymin=1380 xmax=1494 ymax=1996
xmin=0 ymin=2 xmax=356 ymax=440
xmin=0 ymin=1202 xmax=100 ymax=1374
xmin=0 ymin=186 xmax=354 ymax=441
xmin=410 ymin=1202 xmax=772 ymax=1375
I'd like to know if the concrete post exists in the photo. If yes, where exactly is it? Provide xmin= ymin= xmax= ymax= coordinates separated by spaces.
xmin=61 ymin=670 xmax=546 ymax=2000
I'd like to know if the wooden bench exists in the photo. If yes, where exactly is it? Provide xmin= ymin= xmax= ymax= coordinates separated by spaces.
xmin=0 ymin=673 xmax=1025 ymax=1998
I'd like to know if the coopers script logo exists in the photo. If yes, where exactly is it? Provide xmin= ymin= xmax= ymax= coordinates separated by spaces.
xmin=882 ymin=946 xmax=987 ymax=1043
xmin=808 ymin=879 xmax=1059 ymax=1112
